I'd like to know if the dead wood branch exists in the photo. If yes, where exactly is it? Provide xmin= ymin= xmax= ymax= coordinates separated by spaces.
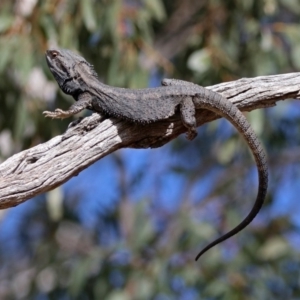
xmin=0 ymin=73 xmax=300 ymax=208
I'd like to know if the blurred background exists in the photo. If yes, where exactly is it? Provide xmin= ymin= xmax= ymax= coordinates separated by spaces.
xmin=1 ymin=0 xmax=300 ymax=299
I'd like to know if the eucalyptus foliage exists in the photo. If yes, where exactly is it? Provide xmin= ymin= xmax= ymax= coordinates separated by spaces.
xmin=0 ymin=0 xmax=300 ymax=299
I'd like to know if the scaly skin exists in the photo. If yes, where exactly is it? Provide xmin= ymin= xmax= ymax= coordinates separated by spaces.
xmin=44 ymin=49 xmax=268 ymax=260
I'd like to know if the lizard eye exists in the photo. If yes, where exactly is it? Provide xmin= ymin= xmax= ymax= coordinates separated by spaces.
xmin=49 ymin=50 xmax=59 ymax=58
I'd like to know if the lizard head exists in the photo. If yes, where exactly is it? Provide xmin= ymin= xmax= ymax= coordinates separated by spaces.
xmin=45 ymin=48 xmax=97 ymax=96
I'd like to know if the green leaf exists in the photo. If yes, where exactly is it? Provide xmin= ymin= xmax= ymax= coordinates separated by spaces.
xmin=144 ymin=0 xmax=166 ymax=22
xmin=13 ymin=95 xmax=28 ymax=141
xmin=46 ymin=187 xmax=64 ymax=221
xmin=0 ymin=15 xmax=13 ymax=33
xmin=39 ymin=14 xmax=57 ymax=41
xmin=106 ymin=291 xmax=131 ymax=300
xmin=281 ymin=0 xmax=300 ymax=13
xmin=204 ymin=280 xmax=229 ymax=297
xmin=187 ymin=49 xmax=211 ymax=73
xmin=81 ymin=0 xmax=97 ymax=31
xmin=248 ymin=109 xmax=264 ymax=136
xmin=258 ymin=237 xmax=290 ymax=260
xmin=216 ymin=138 xmax=236 ymax=164
xmin=0 ymin=39 xmax=12 ymax=72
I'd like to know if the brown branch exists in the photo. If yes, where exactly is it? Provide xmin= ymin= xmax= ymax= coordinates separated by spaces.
xmin=154 ymin=0 xmax=206 ymax=60
xmin=142 ymin=1 xmax=206 ymax=70
xmin=0 ymin=73 xmax=300 ymax=208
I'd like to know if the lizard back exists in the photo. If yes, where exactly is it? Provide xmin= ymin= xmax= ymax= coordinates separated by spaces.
xmin=88 ymin=82 xmax=197 ymax=123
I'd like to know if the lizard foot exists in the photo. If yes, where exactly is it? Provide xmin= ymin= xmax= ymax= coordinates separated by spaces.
xmin=186 ymin=129 xmax=197 ymax=141
xmin=43 ymin=109 xmax=72 ymax=119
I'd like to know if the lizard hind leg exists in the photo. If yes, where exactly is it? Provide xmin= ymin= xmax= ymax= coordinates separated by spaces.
xmin=162 ymin=79 xmax=198 ymax=140
xmin=180 ymin=97 xmax=198 ymax=140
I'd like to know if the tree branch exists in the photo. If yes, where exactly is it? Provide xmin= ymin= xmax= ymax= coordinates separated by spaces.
xmin=0 ymin=73 xmax=300 ymax=208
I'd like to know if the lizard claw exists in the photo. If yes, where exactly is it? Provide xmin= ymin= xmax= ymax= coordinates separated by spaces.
xmin=186 ymin=129 xmax=197 ymax=141
xmin=43 ymin=109 xmax=71 ymax=119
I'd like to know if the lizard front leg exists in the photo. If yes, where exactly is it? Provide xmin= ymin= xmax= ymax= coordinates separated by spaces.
xmin=43 ymin=92 xmax=93 ymax=119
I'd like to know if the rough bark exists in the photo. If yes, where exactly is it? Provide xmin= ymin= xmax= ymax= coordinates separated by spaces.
xmin=0 ymin=73 xmax=300 ymax=208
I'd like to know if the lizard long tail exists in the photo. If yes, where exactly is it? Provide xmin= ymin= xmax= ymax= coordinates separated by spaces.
xmin=194 ymin=88 xmax=268 ymax=260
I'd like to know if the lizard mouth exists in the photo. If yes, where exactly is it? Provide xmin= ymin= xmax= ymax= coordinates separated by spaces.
xmin=45 ymin=51 xmax=53 ymax=68
xmin=45 ymin=54 xmax=51 ymax=66
xmin=45 ymin=50 xmax=66 ymax=74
